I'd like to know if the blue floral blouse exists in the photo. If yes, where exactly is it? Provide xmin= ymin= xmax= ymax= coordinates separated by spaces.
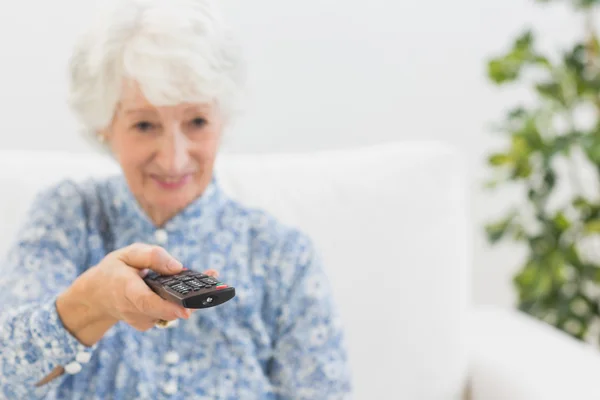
xmin=0 ymin=175 xmax=352 ymax=399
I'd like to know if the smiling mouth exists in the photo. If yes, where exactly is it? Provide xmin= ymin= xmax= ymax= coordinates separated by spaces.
xmin=151 ymin=174 xmax=192 ymax=189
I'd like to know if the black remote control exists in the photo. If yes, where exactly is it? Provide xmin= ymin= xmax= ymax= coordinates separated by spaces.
xmin=144 ymin=268 xmax=235 ymax=309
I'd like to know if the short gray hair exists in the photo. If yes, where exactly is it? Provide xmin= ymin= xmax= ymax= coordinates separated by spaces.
xmin=68 ymin=0 xmax=244 ymax=136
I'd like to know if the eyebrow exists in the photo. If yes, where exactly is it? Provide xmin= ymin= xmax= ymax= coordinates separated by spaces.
xmin=120 ymin=104 xmax=210 ymax=117
xmin=123 ymin=107 xmax=156 ymax=116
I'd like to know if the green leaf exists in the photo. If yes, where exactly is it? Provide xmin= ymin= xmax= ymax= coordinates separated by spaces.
xmin=584 ymin=220 xmax=600 ymax=234
xmin=514 ymin=258 xmax=554 ymax=300
xmin=572 ymin=197 xmax=594 ymax=220
xmin=488 ymin=58 xmax=521 ymax=84
xmin=536 ymin=82 xmax=565 ymax=105
xmin=512 ymin=225 xmax=528 ymax=241
xmin=484 ymin=179 xmax=499 ymax=189
xmin=514 ymin=261 xmax=539 ymax=289
xmin=486 ymin=223 xmax=508 ymax=244
xmin=512 ymin=135 xmax=530 ymax=156
xmin=488 ymin=153 xmax=512 ymax=166
xmin=530 ymin=235 xmax=556 ymax=256
xmin=508 ymin=107 xmax=527 ymax=120
xmin=584 ymin=138 xmax=600 ymax=164
xmin=566 ymin=44 xmax=586 ymax=66
xmin=532 ymin=55 xmax=551 ymax=68
xmin=513 ymin=160 xmax=533 ymax=178
xmin=533 ymin=272 xmax=553 ymax=297
xmin=517 ymin=115 xmax=545 ymax=149
xmin=514 ymin=30 xmax=534 ymax=52
xmin=549 ymin=135 xmax=574 ymax=156
xmin=486 ymin=214 xmax=517 ymax=244
xmin=553 ymin=211 xmax=571 ymax=232
xmin=575 ymin=0 xmax=600 ymax=8
xmin=563 ymin=244 xmax=583 ymax=267
xmin=573 ymin=196 xmax=590 ymax=209
xmin=543 ymin=170 xmax=556 ymax=189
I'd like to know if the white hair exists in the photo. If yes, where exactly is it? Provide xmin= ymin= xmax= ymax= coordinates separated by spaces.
xmin=68 ymin=0 xmax=244 ymax=137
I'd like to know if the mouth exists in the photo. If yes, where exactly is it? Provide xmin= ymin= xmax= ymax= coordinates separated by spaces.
xmin=150 ymin=174 xmax=193 ymax=190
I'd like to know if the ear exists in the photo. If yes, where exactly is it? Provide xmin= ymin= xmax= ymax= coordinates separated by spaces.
xmin=97 ymin=125 xmax=113 ymax=144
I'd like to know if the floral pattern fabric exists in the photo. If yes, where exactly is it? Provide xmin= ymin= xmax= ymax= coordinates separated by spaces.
xmin=0 ymin=175 xmax=352 ymax=399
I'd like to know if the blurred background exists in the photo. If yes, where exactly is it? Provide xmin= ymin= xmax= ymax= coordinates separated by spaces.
xmin=0 ymin=0 xmax=590 ymax=313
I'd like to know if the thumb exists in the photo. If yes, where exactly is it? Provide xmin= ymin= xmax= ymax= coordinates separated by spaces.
xmin=203 ymin=269 xmax=219 ymax=278
xmin=117 ymin=243 xmax=183 ymax=275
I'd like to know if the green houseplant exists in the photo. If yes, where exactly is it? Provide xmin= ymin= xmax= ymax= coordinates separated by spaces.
xmin=486 ymin=0 xmax=600 ymax=342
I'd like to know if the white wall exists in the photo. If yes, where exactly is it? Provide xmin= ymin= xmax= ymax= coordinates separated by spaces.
xmin=0 ymin=0 xmax=586 ymax=307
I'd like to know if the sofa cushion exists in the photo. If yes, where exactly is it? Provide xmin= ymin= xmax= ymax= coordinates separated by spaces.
xmin=0 ymin=141 xmax=469 ymax=399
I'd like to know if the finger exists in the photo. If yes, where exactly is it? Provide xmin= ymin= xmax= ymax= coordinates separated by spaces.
xmin=204 ymin=269 xmax=219 ymax=277
xmin=118 ymin=243 xmax=182 ymax=275
xmin=124 ymin=311 xmax=178 ymax=329
xmin=124 ymin=278 xmax=189 ymax=321
xmin=129 ymin=319 xmax=157 ymax=332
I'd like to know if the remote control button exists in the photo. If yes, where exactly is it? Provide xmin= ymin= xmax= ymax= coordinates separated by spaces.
xmin=201 ymin=277 xmax=218 ymax=285
xmin=76 ymin=352 xmax=92 ymax=364
xmin=216 ymin=285 xmax=228 ymax=290
xmin=169 ymin=283 xmax=192 ymax=295
xmin=185 ymin=279 xmax=205 ymax=289
xmin=162 ymin=381 xmax=178 ymax=395
xmin=154 ymin=229 xmax=168 ymax=244
xmin=65 ymin=361 xmax=82 ymax=375
xmin=171 ymin=282 xmax=189 ymax=289
xmin=163 ymin=351 xmax=180 ymax=364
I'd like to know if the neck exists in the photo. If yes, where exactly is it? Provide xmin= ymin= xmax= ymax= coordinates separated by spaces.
xmin=145 ymin=205 xmax=180 ymax=227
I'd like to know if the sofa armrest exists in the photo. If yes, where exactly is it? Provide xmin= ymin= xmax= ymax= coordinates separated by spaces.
xmin=469 ymin=306 xmax=600 ymax=400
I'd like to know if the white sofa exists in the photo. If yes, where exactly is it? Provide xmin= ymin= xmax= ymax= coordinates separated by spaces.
xmin=1 ymin=142 xmax=600 ymax=399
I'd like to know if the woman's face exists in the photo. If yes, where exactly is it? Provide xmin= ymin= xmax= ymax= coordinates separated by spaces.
xmin=103 ymin=82 xmax=223 ymax=225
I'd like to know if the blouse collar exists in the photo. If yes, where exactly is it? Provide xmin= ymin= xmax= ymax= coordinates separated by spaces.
xmin=106 ymin=174 xmax=229 ymax=236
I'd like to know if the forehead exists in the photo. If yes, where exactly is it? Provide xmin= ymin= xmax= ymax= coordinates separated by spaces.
xmin=117 ymin=80 xmax=214 ymax=116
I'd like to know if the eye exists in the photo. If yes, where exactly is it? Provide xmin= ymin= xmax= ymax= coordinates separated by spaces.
xmin=133 ymin=121 xmax=156 ymax=132
xmin=190 ymin=117 xmax=207 ymax=129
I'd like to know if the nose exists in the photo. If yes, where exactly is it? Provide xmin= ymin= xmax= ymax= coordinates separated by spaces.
xmin=156 ymin=127 xmax=190 ymax=174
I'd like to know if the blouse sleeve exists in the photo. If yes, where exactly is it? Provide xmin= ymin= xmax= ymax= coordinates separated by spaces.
xmin=266 ymin=231 xmax=353 ymax=400
xmin=0 ymin=180 xmax=95 ymax=399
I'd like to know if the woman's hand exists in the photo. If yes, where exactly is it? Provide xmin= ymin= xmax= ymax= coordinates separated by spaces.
xmin=56 ymin=243 xmax=215 ymax=346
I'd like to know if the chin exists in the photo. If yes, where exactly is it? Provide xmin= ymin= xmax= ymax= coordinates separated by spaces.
xmin=144 ymin=173 xmax=211 ymax=208
xmin=153 ymin=190 xmax=196 ymax=209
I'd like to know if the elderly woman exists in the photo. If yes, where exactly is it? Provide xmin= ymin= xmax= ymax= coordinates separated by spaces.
xmin=0 ymin=0 xmax=351 ymax=398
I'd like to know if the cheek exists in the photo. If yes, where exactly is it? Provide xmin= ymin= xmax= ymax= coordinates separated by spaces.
xmin=112 ymin=138 xmax=153 ymax=178
xmin=192 ymin=138 xmax=220 ymax=167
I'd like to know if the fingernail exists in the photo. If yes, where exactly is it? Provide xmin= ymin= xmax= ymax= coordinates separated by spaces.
xmin=167 ymin=259 xmax=182 ymax=272
xmin=176 ymin=309 xmax=187 ymax=319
